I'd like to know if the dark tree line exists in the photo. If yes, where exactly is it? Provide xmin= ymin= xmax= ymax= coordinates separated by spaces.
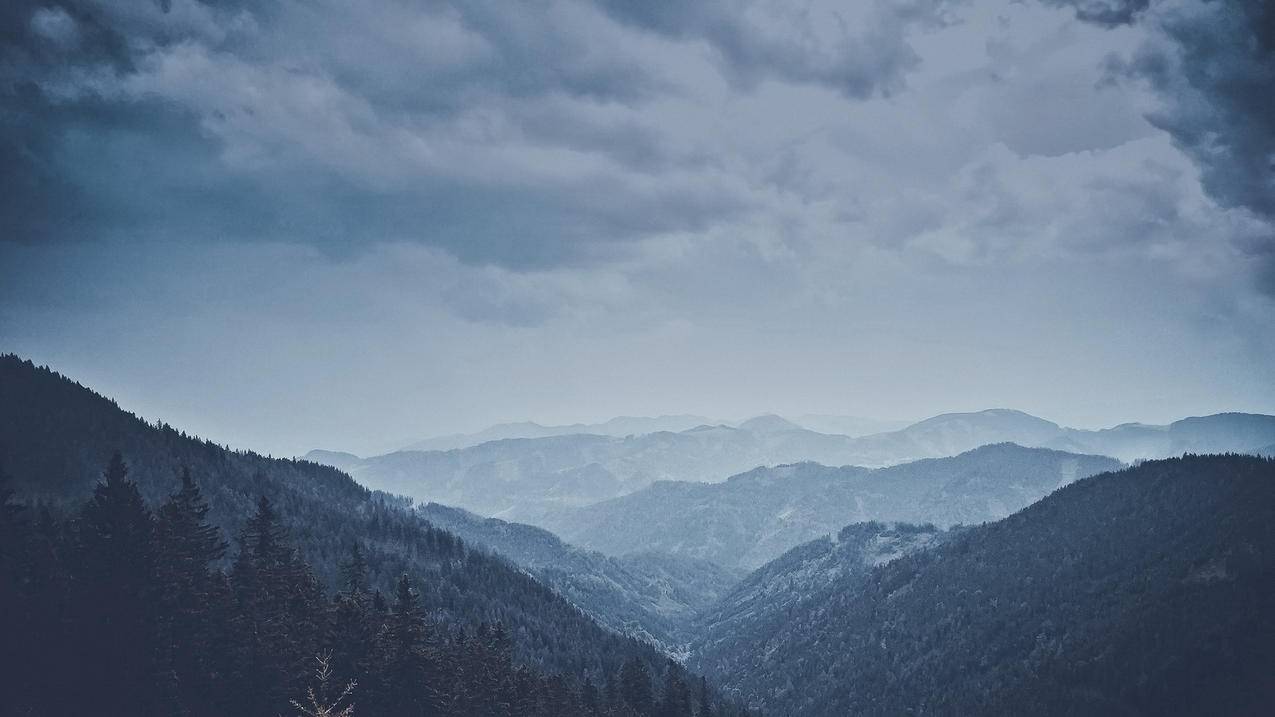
xmin=0 ymin=455 xmax=756 ymax=717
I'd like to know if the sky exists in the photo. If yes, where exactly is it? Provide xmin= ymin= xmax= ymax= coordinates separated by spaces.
xmin=2 ymin=0 xmax=1274 ymax=458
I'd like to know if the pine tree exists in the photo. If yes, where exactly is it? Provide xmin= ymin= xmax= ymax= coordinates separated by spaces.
xmin=231 ymin=495 xmax=324 ymax=717
xmin=370 ymin=573 xmax=437 ymax=716
xmin=327 ymin=603 xmax=376 ymax=690
xmin=73 ymin=451 xmax=163 ymax=714
xmin=156 ymin=466 xmax=231 ymax=709
xmin=338 ymin=541 xmax=369 ymax=597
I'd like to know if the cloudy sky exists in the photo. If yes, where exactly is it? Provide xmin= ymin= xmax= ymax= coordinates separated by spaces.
xmin=2 ymin=0 xmax=1273 ymax=457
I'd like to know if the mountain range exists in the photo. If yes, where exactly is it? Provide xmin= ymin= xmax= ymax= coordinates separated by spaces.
xmin=524 ymin=444 xmax=1121 ymax=570
xmin=397 ymin=413 xmax=911 ymax=452
xmin=307 ymin=409 xmax=1275 ymax=523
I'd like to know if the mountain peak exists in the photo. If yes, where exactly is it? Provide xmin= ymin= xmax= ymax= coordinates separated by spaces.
xmin=738 ymin=414 xmax=802 ymax=433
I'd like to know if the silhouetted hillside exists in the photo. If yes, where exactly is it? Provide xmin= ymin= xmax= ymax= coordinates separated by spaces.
xmin=0 ymin=355 xmax=680 ymax=683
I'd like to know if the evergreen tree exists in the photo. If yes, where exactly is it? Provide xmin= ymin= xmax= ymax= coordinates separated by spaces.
xmin=370 ymin=573 xmax=437 ymax=716
xmin=232 ymin=495 xmax=324 ymax=717
xmin=339 ymin=541 xmax=369 ymax=597
xmin=156 ymin=466 xmax=232 ymax=710
xmin=73 ymin=452 xmax=163 ymax=714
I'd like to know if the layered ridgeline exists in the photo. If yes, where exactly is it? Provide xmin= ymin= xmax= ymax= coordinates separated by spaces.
xmin=400 ymin=414 xmax=909 ymax=452
xmin=309 ymin=409 xmax=1275 ymax=518
xmin=688 ymin=455 xmax=1275 ymax=715
xmin=417 ymin=504 xmax=742 ymax=650
xmin=532 ymin=444 xmax=1121 ymax=571
xmin=308 ymin=420 xmax=873 ymax=516
xmin=402 ymin=415 xmax=718 ymax=452
xmin=0 ymin=355 xmax=752 ymax=717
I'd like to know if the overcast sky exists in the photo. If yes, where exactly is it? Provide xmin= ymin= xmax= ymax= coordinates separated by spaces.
xmin=2 ymin=0 xmax=1273 ymax=457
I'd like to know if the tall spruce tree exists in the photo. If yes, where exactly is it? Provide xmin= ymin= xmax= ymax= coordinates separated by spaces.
xmin=338 ymin=541 xmax=369 ymax=597
xmin=232 ymin=495 xmax=324 ymax=717
xmin=327 ymin=543 xmax=377 ymax=692
xmin=73 ymin=452 xmax=163 ymax=714
xmin=156 ymin=466 xmax=232 ymax=710
xmin=370 ymin=573 xmax=438 ymax=716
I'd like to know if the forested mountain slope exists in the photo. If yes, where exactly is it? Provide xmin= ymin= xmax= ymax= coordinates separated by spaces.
xmin=690 ymin=454 xmax=1275 ymax=715
xmin=417 ymin=503 xmax=742 ymax=650
xmin=690 ymin=521 xmax=948 ymax=684
xmin=535 ymin=444 xmax=1120 ymax=570
xmin=0 ymin=355 xmax=690 ymax=690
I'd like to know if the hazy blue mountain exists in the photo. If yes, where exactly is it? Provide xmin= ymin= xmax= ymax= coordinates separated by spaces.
xmin=688 ymin=454 xmax=1275 ymax=715
xmin=300 ymin=448 xmax=363 ymax=473
xmin=790 ymin=414 xmax=913 ymax=436
xmin=852 ymin=408 xmax=1067 ymax=461
xmin=1050 ymin=412 xmax=1275 ymax=462
xmin=416 ymin=503 xmax=742 ymax=650
xmin=307 ymin=409 xmax=1275 ymax=529
xmin=531 ymin=444 xmax=1121 ymax=570
xmin=734 ymin=414 xmax=804 ymax=433
xmin=400 ymin=414 xmax=717 ymax=451
xmin=310 ymin=423 xmax=876 ymax=517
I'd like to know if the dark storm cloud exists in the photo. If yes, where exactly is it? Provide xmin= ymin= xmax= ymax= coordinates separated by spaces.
xmin=0 ymin=0 xmax=735 ymax=265
xmin=1050 ymin=0 xmax=1275 ymax=292
xmin=0 ymin=0 xmax=946 ymax=268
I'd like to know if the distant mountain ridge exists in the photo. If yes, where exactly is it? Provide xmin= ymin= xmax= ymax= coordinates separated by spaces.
xmin=308 ymin=409 xmax=1275 ymax=520
xmin=527 ymin=444 xmax=1122 ymax=570
xmin=400 ymin=415 xmax=718 ymax=451
xmin=394 ymin=413 xmax=907 ymax=452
